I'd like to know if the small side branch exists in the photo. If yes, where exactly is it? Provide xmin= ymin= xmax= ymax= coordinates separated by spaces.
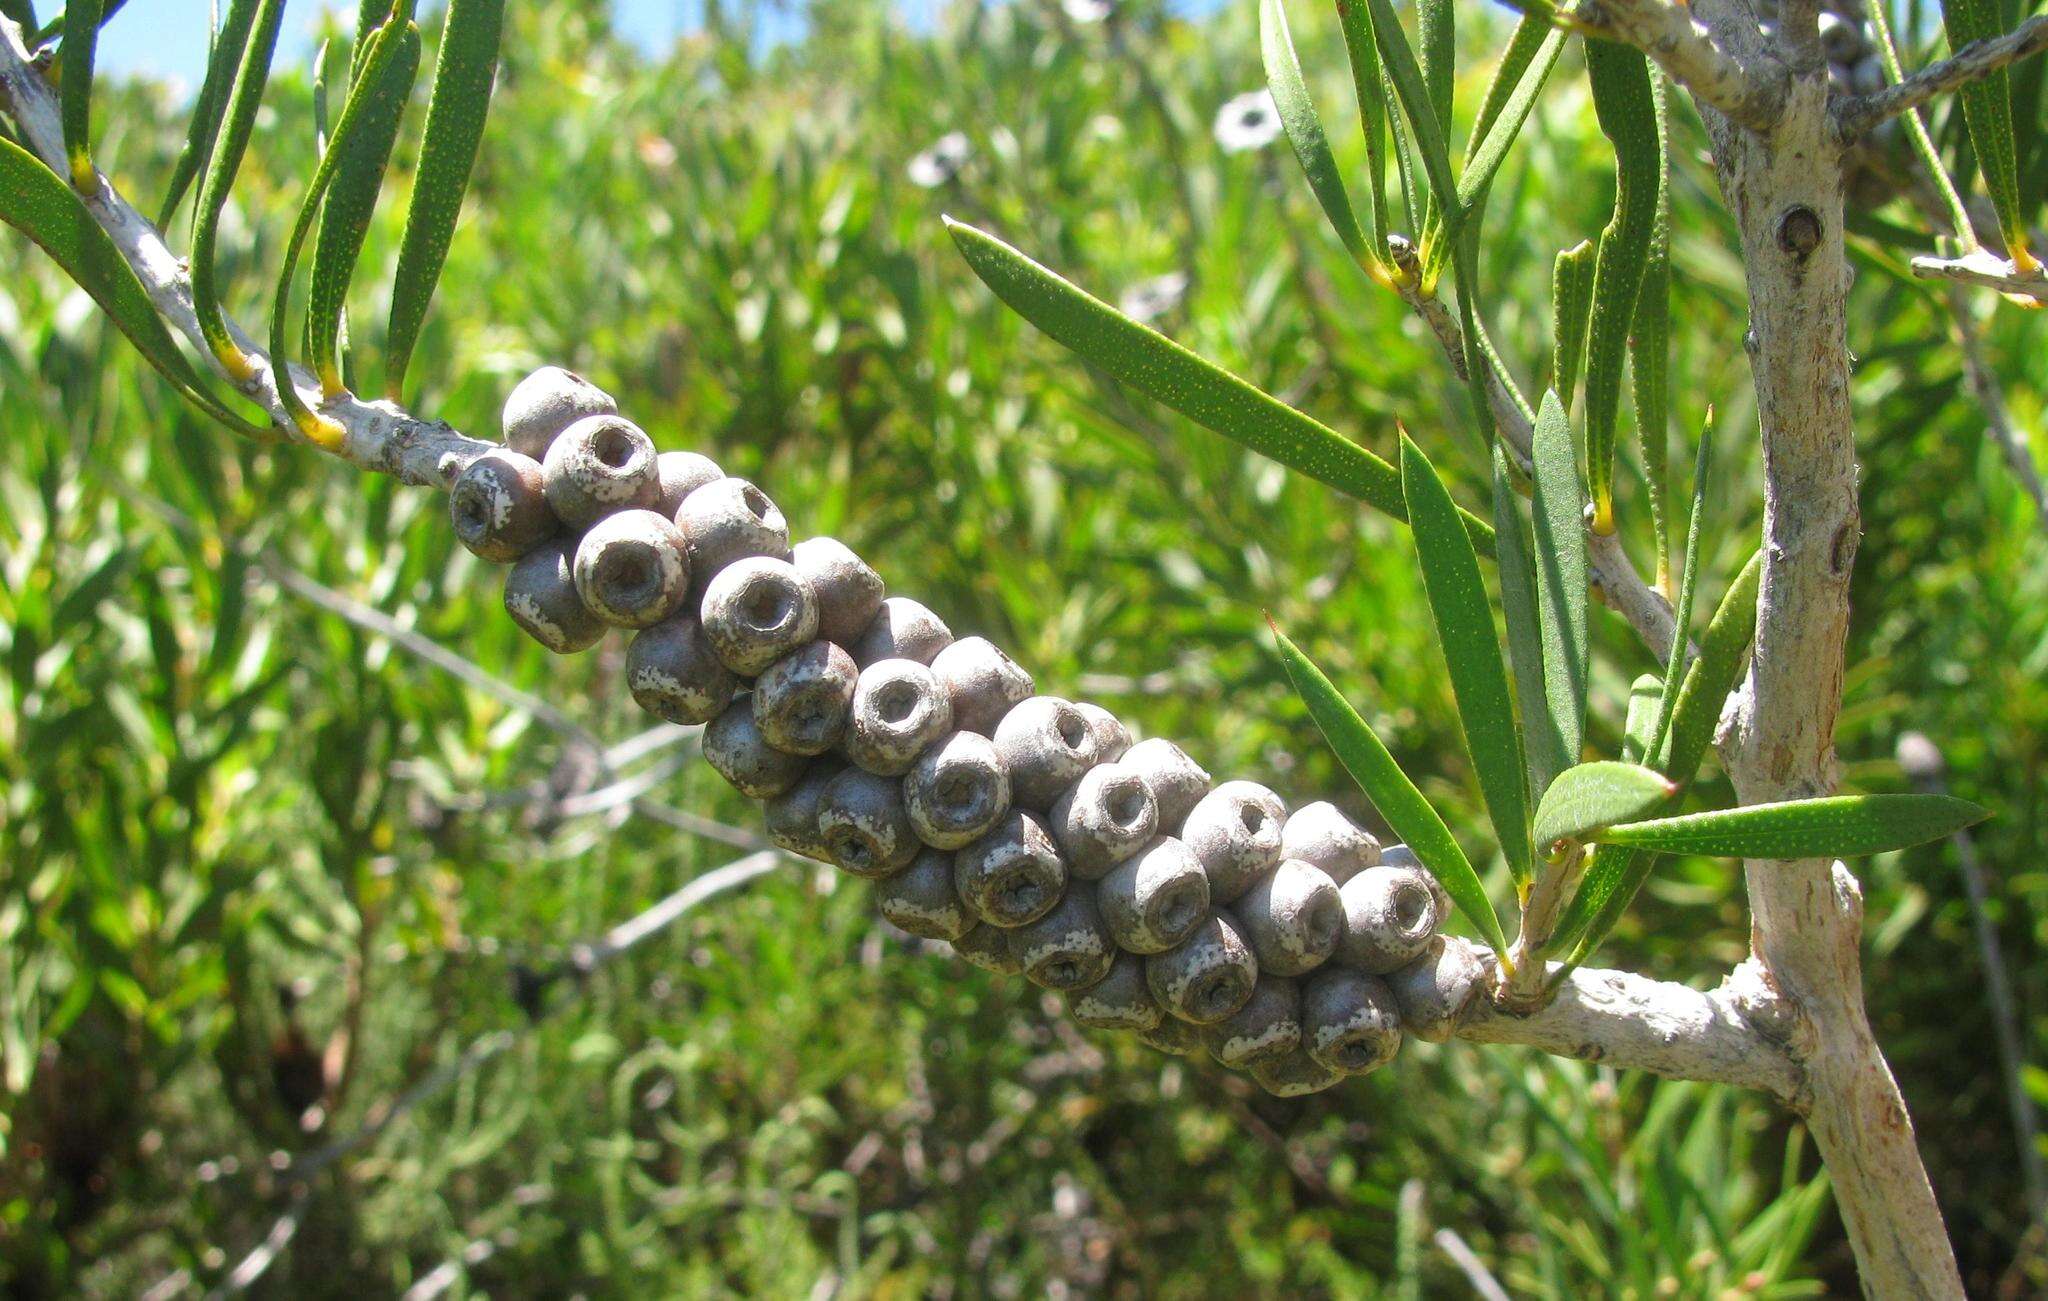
xmin=1563 ymin=0 xmax=1786 ymax=132
xmin=1837 ymin=15 xmax=2048 ymax=139
xmin=1911 ymin=248 xmax=2048 ymax=305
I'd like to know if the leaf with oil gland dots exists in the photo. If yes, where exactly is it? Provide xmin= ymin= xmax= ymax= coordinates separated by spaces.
xmin=1543 ymin=674 xmax=1662 ymax=961
xmin=1269 ymin=621 xmax=1509 ymax=958
xmin=1491 ymin=446 xmax=1553 ymax=796
xmin=1359 ymin=0 xmax=1456 ymax=232
xmin=1594 ymin=795 xmax=1988 ymax=860
xmin=1662 ymin=549 xmax=1761 ymax=786
xmin=191 ymin=0 xmax=288 ymax=377
xmin=157 ymin=0 xmax=262 ymax=227
xmin=947 ymin=219 xmax=1493 ymax=546
xmin=1530 ymin=390 xmax=1587 ymax=797
xmin=1331 ymin=0 xmax=1391 ymax=260
xmin=1457 ymin=16 xmax=1564 ymax=216
xmin=1401 ymin=434 xmax=1532 ymax=887
xmin=1532 ymin=762 xmax=1675 ymax=851
xmin=1550 ymin=238 xmax=1596 ymax=406
xmin=1414 ymin=0 xmax=1452 ymax=247
xmin=1646 ymin=411 xmax=1714 ymax=765
xmin=1631 ymin=69 xmax=1673 ymax=586
xmin=58 ymin=0 xmax=100 ymax=190
xmin=1940 ymin=0 xmax=2036 ymax=270
xmin=1262 ymin=0 xmax=1370 ymax=268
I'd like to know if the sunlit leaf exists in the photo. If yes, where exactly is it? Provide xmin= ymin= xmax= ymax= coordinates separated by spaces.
xmin=157 ymin=0 xmax=261 ymax=227
xmin=1647 ymin=409 xmax=1713 ymax=764
xmin=1940 ymin=0 xmax=2036 ymax=270
xmin=1531 ymin=390 xmax=1587 ymax=781
xmin=1595 ymin=794 xmax=1988 ymax=859
xmin=1533 ymin=761 xmax=1675 ymax=851
xmin=1664 ymin=549 xmax=1761 ymax=786
xmin=1457 ymin=17 xmax=1564 ymax=215
xmin=1331 ymin=0 xmax=1391 ymax=258
xmin=1492 ymin=445 xmax=1555 ymax=794
xmin=57 ymin=0 xmax=100 ymax=190
xmin=1262 ymin=0 xmax=1370 ymax=267
xmin=1631 ymin=68 xmax=1673 ymax=587
xmin=1550 ymin=237 xmax=1597 ymax=406
xmin=191 ymin=0 xmax=287 ymax=377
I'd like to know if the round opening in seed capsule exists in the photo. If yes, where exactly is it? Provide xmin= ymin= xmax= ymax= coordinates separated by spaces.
xmin=1195 ymin=970 xmax=1250 ymax=1019
xmin=1394 ymin=881 xmax=1431 ymax=934
xmin=1332 ymin=1038 xmax=1379 ymax=1071
xmin=602 ymin=549 xmax=658 ymax=603
xmin=1304 ymin=898 xmax=1343 ymax=949
xmin=1240 ymin=805 xmax=1268 ymax=834
xmin=742 ymin=584 xmax=794 ymax=631
xmin=1105 ymin=781 xmax=1147 ymax=828
xmin=935 ymin=771 xmax=976 ymax=810
xmin=831 ymin=831 xmax=874 ymax=870
xmin=1157 ymin=885 xmax=1202 ymax=936
xmin=1043 ymin=960 xmax=1084 ymax=986
xmin=998 ymin=877 xmax=1045 ymax=918
xmin=1056 ymin=711 xmax=1088 ymax=749
xmin=593 ymin=426 xmax=638 ymax=469
xmin=455 ymin=493 xmax=490 ymax=533
xmin=876 ymin=682 xmax=917 ymax=725
xmin=741 ymin=484 xmax=773 ymax=521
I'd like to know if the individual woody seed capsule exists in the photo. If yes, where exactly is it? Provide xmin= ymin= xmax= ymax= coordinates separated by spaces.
xmin=849 ymin=596 xmax=954 ymax=668
xmin=1097 ymin=836 xmax=1209 ymax=954
xmin=504 ymin=539 xmax=605 ymax=654
xmin=952 ymin=923 xmax=1023 ymax=975
xmin=955 ymin=810 xmax=1067 ymax=927
xmin=1122 ymin=737 xmax=1211 ymax=830
xmin=931 ymin=637 xmax=1035 ymax=736
xmin=541 ymin=414 xmax=662 ymax=529
xmin=656 ymin=451 xmax=723 ymax=518
xmin=1012 ymin=887 xmax=1116 ymax=990
xmin=764 ymin=764 xmax=842 ymax=862
xmin=503 ymin=365 xmax=617 ymax=460
xmin=1279 ymin=801 xmax=1380 ymax=885
xmin=816 ymin=767 xmax=920 ymax=878
xmin=626 ymin=615 xmax=737 ymax=724
xmin=1816 ymin=10 xmax=1866 ymax=63
xmin=702 ymin=696 xmax=807 ymax=799
xmin=572 ymin=509 xmax=690 ymax=628
xmin=1301 ymin=968 xmax=1402 ymax=1075
xmin=1250 ymin=1049 xmax=1344 ymax=1097
xmin=700 ymin=557 xmax=819 ymax=676
xmin=1181 ymin=781 xmax=1286 ymax=903
xmin=753 ymin=641 xmax=858 ymax=755
xmin=844 ymin=659 xmax=953 ymax=775
xmin=450 ymin=449 xmax=554 ymax=562
xmin=1074 ymin=702 xmax=1132 ymax=761
xmin=1386 ymin=935 xmax=1487 ymax=1043
xmin=1138 ymin=1014 xmax=1206 ymax=1057
xmin=875 ymin=848 xmax=974 ymax=941
xmin=904 ymin=731 xmax=1012 ymax=849
xmin=1050 ymin=764 xmax=1159 ymax=879
xmin=676 ymin=477 xmax=791 ymax=589
xmin=1145 ymin=912 xmax=1258 ymax=1024
xmin=1067 ymin=952 xmax=1164 ymax=1031
xmin=1234 ymin=860 xmax=1344 ymax=977
xmin=1203 ymin=976 xmax=1301 ymax=1069
xmin=992 ymin=697 xmax=1101 ymax=810
xmin=1337 ymin=862 xmax=1449 ymax=974
xmin=791 ymin=537 xmax=885 ymax=645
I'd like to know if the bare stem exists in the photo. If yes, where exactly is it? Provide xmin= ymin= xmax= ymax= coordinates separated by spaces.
xmin=1561 ymin=0 xmax=1786 ymax=131
xmin=1836 ymin=14 xmax=2048 ymax=139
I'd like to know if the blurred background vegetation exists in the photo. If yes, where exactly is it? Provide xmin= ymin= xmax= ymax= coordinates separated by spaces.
xmin=2 ymin=0 xmax=2045 ymax=1294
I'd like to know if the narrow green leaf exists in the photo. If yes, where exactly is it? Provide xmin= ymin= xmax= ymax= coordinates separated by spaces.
xmin=1531 ymin=390 xmax=1588 ymax=776
xmin=58 ymin=0 xmax=101 ymax=191
xmin=1492 ymin=445 xmax=1558 ymax=795
xmin=1646 ymin=411 xmax=1712 ymax=765
xmin=1555 ymin=842 xmax=1649 ymax=966
xmin=1631 ymin=68 xmax=1673 ymax=589
xmin=1270 ymin=621 xmax=1509 ymax=957
xmin=949 ymin=220 xmax=1492 ymax=546
xmin=1940 ymin=0 xmax=2036 ymax=270
xmin=1457 ymin=18 xmax=1565 ymax=215
xmin=157 ymin=0 xmax=260 ymax=228
xmin=0 ymin=0 xmax=38 ymax=39
xmin=1620 ymin=672 xmax=1660 ymax=763
xmin=1663 ymin=549 xmax=1761 ymax=786
xmin=1332 ymin=0 xmax=1391 ymax=259
xmin=1360 ymin=0 xmax=1456 ymax=224
xmin=1416 ymin=0 xmax=1452 ymax=141
xmin=1550 ymin=237 xmax=1597 ymax=406
xmin=1581 ymin=37 xmax=1661 ymax=534
xmin=1401 ymin=434 xmax=1532 ymax=886
xmin=385 ymin=0 xmax=504 ymax=395
xmin=1263 ymin=0 xmax=1370 ymax=267
xmin=1533 ymin=761 xmax=1676 ymax=850
xmin=191 ymin=0 xmax=287 ymax=378
xmin=1596 ymin=794 xmax=1989 ymax=859
xmin=307 ymin=20 xmax=419 ymax=396
xmin=0 ymin=135 xmax=264 ymax=437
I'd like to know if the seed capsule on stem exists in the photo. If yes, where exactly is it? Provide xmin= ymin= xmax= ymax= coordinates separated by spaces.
xmin=1181 ymin=781 xmax=1286 ymax=903
xmin=1067 ymin=952 xmax=1164 ymax=1031
xmin=1337 ymin=861 xmax=1449 ymax=974
xmin=931 ymin=636 xmax=1035 ymax=736
xmin=849 ymin=596 xmax=954 ymax=668
xmin=764 ymin=763 xmax=842 ymax=862
xmin=700 ymin=557 xmax=819 ymax=676
xmin=1233 ymin=860 xmax=1344 ymax=977
xmin=702 ymin=696 xmax=808 ymax=799
xmin=1096 ymin=836 xmax=1209 ymax=954
xmin=450 ymin=449 xmax=554 ymax=562
xmin=1250 ymin=1049 xmax=1344 ymax=1096
xmin=1145 ymin=912 xmax=1258 ymax=1024
xmin=816 ymin=767 xmax=920 ymax=878
xmin=753 ymin=641 xmax=858 ymax=755
xmin=676 ymin=477 xmax=792 ymax=590
xmin=1301 ymin=968 xmax=1402 ymax=1075
xmin=1073 ymin=702 xmax=1132 ymax=761
xmin=991 ymin=697 xmax=1102 ymax=811
xmin=875 ymin=848 xmax=974 ymax=941
xmin=952 ymin=923 xmax=1022 ymax=975
xmin=541 ymin=414 xmax=662 ymax=528
xmin=1203 ymin=976 xmax=1301 ymax=1069
xmin=844 ymin=659 xmax=953 ymax=776
xmin=503 ymin=366 xmax=616 ymax=460
xmin=1279 ymin=801 xmax=1381 ymax=885
xmin=954 ymin=810 xmax=1067 ymax=928
xmin=1051 ymin=763 xmax=1159 ymax=879
xmin=655 ymin=451 xmax=723 ymax=518
xmin=573 ymin=508 xmax=691 ymax=628
xmin=504 ymin=539 xmax=605 ymax=654
xmin=626 ymin=615 xmax=737 ymax=724
xmin=1012 ymin=887 xmax=1116 ymax=990
xmin=1386 ymin=935 xmax=1487 ymax=1043
xmin=904 ymin=731 xmax=1012 ymax=849
xmin=791 ymin=537 xmax=885 ymax=645
xmin=1122 ymin=737 xmax=1211 ymax=831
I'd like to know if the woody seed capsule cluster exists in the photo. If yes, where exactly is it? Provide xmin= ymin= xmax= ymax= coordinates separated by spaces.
xmin=459 ymin=367 xmax=1478 ymax=1095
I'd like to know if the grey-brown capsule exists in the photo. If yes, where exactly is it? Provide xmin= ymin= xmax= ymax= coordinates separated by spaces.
xmin=844 ymin=659 xmax=953 ymax=775
xmin=952 ymin=924 xmax=1022 ymax=975
xmin=626 ymin=615 xmax=737 ymax=724
xmin=816 ymin=767 xmax=920 ymax=878
xmin=699 ymin=557 xmax=819 ymax=677
xmin=451 ymin=449 xmax=555 ymax=562
xmin=1012 ymin=887 xmax=1116 ymax=991
xmin=1050 ymin=763 xmax=1159 ymax=879
xmin=1249 ymin=1049 xmax=1344 ymax=1097
xmin=1234 ymin=860 xmax=1344 ymax=977
xmin=1067 ymin=952 xmax=1164 ymax=1031
xmin=573 ymin=508 xmax=691 ymax=628
xmin=904 ymin=731 xmax=1012 ymax=850
xmin=541 ymin=414 xmax=662 ymax=529
xmin=752 ymin=641 xmax=858 ymax=755
xmin=931 ymin=637 xmax=1034 ymax=736
xmin=1123 ymin=738 xmax=1212 ymax=832
xmin=1386 ymin=935 xmax=1487 ymax=1043
xmin=849 ymin=597 xmax=954 ymax=668
xmin=875 ymin=848 xmax=974 ymax=941
xmin=503 ymin=366 xmax=617 ymax=460
xmin=504 ymin=539 xmax=605 ymax=654
xmin=1074 ymin=702 xmax=1132 ymax=762
xmin=676 ymin=477 xmax=791 ymax=591
xmin=1145 ymin=912 xmax=1258 ymax=1025
xmin=764 ymin=763 xmax=842 ymax=862
xmin=1279 ymin=801 xmax=1381 ymax=885
xmin=791 ymin=537 xmax=886 ymax=645
xmin=954 ymin=810 xmax=1067 ymax=928
xmin=656 ymin=450 xmax=724 ymax=518
xmin=701 ymin=696 xmax=807 ymax=799
xmin=1097 ymin=836 xmax=1210 ymax=954
xmin=991 ymin=697 xmax=1102 ymax=810
xmin=1337 ymin=861 xmax=1449 ymax=974
xmin=1137 ymin=1014 xmax=1206 ymax=1057
xmin=1301 ymin=968 xmax=1402 ymax=1075
xmin=1203 ymin=976 xmax=1301 ymax=1069
xmin=1182 ymin=781 xmax=1286 ymax=904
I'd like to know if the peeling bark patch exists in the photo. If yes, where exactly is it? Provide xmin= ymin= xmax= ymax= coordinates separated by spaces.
xmin=1777 ymin=205 xmax=1823 ymax=259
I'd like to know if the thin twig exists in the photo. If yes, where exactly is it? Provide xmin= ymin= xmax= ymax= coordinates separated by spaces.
xmin=1556 ymin=0 xmax=1786 ymax=131
xmin=1911 ymin=248 xmax=2048 ymax=304
xmin=1432 ymin=1227 xmax=1512 ymax=1301
xmin=1837 ymin=15 xmax=2048 ymax=138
